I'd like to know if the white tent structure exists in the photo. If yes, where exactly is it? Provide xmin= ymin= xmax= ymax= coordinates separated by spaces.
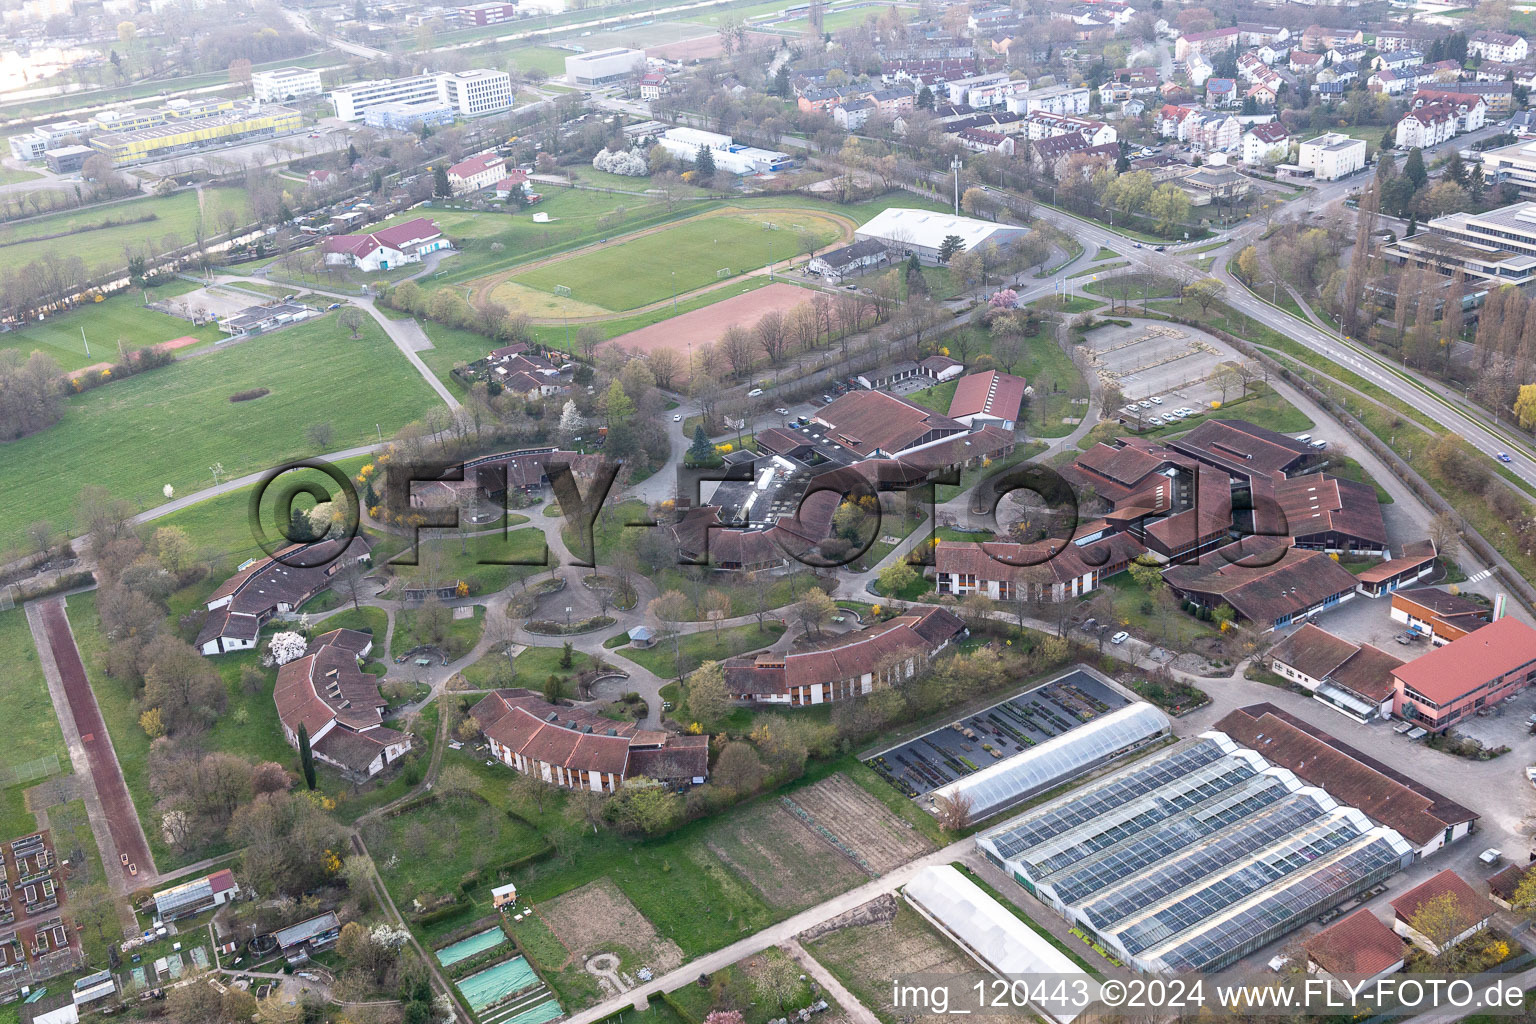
xmin=854 ymin=208 xmax=1028 ymax=264
xmin=903 ymin=865 xmax=1096 ymax=1024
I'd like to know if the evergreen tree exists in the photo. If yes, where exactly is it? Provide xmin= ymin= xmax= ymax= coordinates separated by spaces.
xmin=695 ymin=143 xmax=716 ymax=177
xmin=937 ymin=234 xmax=966 ymax=264
xmin=433 ymin=164 xmax=452 ymax=197
xmin=297 ymin=722 xmax=316 ymax=791
xmin=917 ymin=84 xmax=934 ymax=109
xmin=347 ymin=143 xmax=359 ymax=164
xmin=689 ymin=424 xmax=714 ymax=463
xmin=773 ymin=64 xmax=791 ymax=97
xmin=1404 ymin=147 xmax=1428 ymax=190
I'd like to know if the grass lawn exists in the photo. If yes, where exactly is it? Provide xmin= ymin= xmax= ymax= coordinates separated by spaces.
xmin=1097 ymin=574 xmax=1217 ymax=646
xmin=508 ymin=44 xmax=575 ymax=76
xmin=0 ymin=609 xmax=71 ymax=836
xmin=0 ymin=280 xmax=216 ymax=371
xmin=905 ymin=379 xmax=957 ymax=414
xmin=377 ymin=530 xmax=549 ymax=597
xmin=512 ymin=208 xmax=844 ymax=312
xmin=365 ymin=790 xmax=549 ymax=907
xmin=0 ymin=316 xmax=439 ymax=554
xmin=936 ymin=441 xmax=1047 ymax=504
xmin=395 ymin=604 xmax=486 ymax=659
xmin=0 ymin=165 xmax=41 ymax=185
xmin=0 ymin=186 xmax=250 ymax=275
xmin=622 ymin=622 xmax=785 ymax=679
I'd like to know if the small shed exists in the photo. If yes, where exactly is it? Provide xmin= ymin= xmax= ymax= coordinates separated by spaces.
xmin=492 ymin=882 xmax=519 ymax=909
xmin=628 ymin=626 xmax=657 ymax=649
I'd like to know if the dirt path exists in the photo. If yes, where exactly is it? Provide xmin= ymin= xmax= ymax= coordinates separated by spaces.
xmin=31 ymin=596 xmax=156 ymax=886
xmin=466 ymin=205 xmax=858 ymax=322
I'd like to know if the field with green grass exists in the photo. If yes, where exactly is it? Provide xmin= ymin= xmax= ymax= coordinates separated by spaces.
xmin=0 ymin=165 xmax=41 ymax=186
xmin=621 ymin=621 xmax=785 ymax=679
xmin=0 ymin=186 xmax=250 ymax=274
xmin=376 ymin=530 xmax=549 ymax=596
xmin=0 ymin=315 xmax=440 ymax=554
xmin=513 ymin=209 xmax=845 ymax=311
xmin=0 ymin=282 xmax=220 ymax=371
xmin=0 ymin=609 xmax=70 ymax=837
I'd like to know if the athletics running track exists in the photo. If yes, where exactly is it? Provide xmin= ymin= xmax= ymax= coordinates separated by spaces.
xmin=38 ymin=598 xmax=152 ymax=881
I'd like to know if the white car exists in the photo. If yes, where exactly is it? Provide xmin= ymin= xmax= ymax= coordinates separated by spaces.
xmin=747 ymin=388 xmax=764 ymax=397
xmin=1138 ymin=400 xmax=1153 ymax=409
xmin=774 ymin=407 xmax=789 ymax=415
xmin=1110 ymin=631 xmax=1130 ymax=645
xmin=1149 ymin=396 xmax=1163 ymax=405
xmin=1148 ymin=415 xmax=1164 ymax=425
xmin=672 ymin=414 xmax=682 ymax=422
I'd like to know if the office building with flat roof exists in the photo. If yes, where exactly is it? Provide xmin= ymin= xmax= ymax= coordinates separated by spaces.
xmin=1380 ymin=201 xmax=1536 ymax=289
xmin=564 ymin=47 xmax=645 ymax=86
xmin=252 ymin=67 xmax=324 ymax=103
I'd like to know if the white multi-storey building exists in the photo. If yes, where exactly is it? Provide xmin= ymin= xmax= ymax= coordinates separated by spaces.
xmin=1469 ymin=30 xmax=1529 ymax=63
xmin=252 ymin=67 xmax=324 ymax=104
xmin=438 ymin=69 xmax=513 ymax=116
xmin=331 ymin=69 xmax=512 ymax=121
xmin=1298 ymin=132 xmax=1366 ymax=180
xmin=1006 ymin=84 xmax=1090 ymax=116
xmin=331 ymin=74 xmax=442 ymax=121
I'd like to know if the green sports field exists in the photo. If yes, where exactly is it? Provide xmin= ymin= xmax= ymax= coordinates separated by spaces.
xmin=0 ymin=283 xmax=219 ymax=371
xmin=0 ymin=314 xmax=440 ymax=553
xmin=511 ymin=208 xmax=846 ymax=310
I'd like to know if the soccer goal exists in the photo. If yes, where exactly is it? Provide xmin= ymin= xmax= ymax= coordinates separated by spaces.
xmin=553 ymin=285 xmax=572 ymax=298
xmin=716 ymin=267 xmax=732 ymax=279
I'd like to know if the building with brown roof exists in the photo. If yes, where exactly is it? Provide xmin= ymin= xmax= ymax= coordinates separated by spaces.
xmin=274 ymin=629 xmax=410 ymax=779
xmin=1214 ymin=704 xmax=1477 ymax=857
xmin=1487 ymin=863 xmax=1530 ymax=910
xmin=1356 ymin=540 xmax=1438 ymax=597
xmin=811 ymin=391 xmax=969 ymax=457
xmin=1162 ymin=539 xmax=1359 ymax=631
xmin=1166 ymin=418 xmax=1314 ymax=481
xmin=1305 ymin=908 xmax=1406 ymax=982
xmin=198 ymin=537 xmax=372 ymax=656
xmin=1265 ymin=473 xmax=1387 ymax=554
xmin=1390 ymin=615 xmax=1536 ymax=732
xmin=722 ymin=607 xmax=963 ymax=706
xmin=947 ymin=370 xmax=1027 ymax=429
xmin=1390 ymin=869 xmax=1493 ymax=955
xmin=1267 ymin=623 xmax=1405 ymax=721
xmin=469 ymin=690 xmax=708 ymax=790
xmin=1390 ymin=587 xmax=1491 ymax=645
xmin=935 ymin=532 xmax=1144 ymax=603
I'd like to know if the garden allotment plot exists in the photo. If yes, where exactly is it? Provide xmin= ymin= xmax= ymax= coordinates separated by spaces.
xmin=508 ymin=208 xmax=848 ymax=312
xmin=864 ymin=669 xmax=1130 ymax=798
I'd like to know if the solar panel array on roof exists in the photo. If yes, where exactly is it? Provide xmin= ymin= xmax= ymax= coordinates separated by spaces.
xmin=976 ymin=731 xmax=1414 ymax=973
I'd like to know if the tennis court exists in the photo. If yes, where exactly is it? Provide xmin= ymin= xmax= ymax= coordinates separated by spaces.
xmin=459 ymin=955 xmax=539 ymax=1012
xmin=436 ymin=926 xmax=507 ymax=966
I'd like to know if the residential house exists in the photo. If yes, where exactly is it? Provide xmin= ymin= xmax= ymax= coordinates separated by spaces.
xmin=834 ymin=99 xmax=875 ymax=130
xmin=446 ymin=151 xmax=506 ymax=194
xmin=1300 ymin=25 xmax=1362 ymax=51
xmin=639 ymin=71 xmax=670 ymax=100
xmin=274 ymin=628 xmax=413 ymax=779
xmin=1369 ymin=68 xmax=1417 ymax=96
xmin=1247 ymin=82 xmax=1279 ymax=106
xmin=954 ymin=128 xmax=1015 ymax=154
xmin=1175 ymin=26 xmax=1240 ymax=62
xmin=1305 ymin=910 xmax=1407 ymax=985
xmin=1375 ymin=49 xmax=1425 ymax=71
xmin=1412 ymin=88 xmax=1489 ymax=132
xmin=1022 ymin=111 xmax=1117 ymax=145
xmin=1205 ymin=77 xmax=1238 ymax=106
xmin=1396 ymin=103 xmax=1458 ymax=148
xmin=1289 ymin=50 xmax=1324 ymax=74
xmin=1329 ymin=42 xmax=1368 ymax=64
xmin=807 ymin=237 xmax=890 ymax=282
xmin=1298 ymin=132 xmax=1366 ymax=179
xmin=1243 ymin=121 xmax=1292 ymax=165
xmin=1469 ymin=29 xmax=1529 ymax=63
xmin=1190 ymin=112 xmax=1241 ymax=151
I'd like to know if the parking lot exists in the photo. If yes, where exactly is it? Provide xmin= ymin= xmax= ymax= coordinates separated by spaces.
xmin=1079 ymin=318 xmax=1237 ymax=414
xmin=863 ymin=669 xmax=1130 ymax=798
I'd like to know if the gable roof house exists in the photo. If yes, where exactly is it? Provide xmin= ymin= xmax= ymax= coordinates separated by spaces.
xmin=274 ymin=628 xmax=411 ymax=779
xmin=321 ymin=217 xmax=448 ymax=272
xmin=1391 ymin=870 xmax=1493 ymax=955
xmin=1162 ymin=539 xmax=1360 ymax=631
xmin=471 ymin=690 xmax=708 ymax=790
xmin=1268 ymin=623 xmax=1406 ymax=721
xmin=1305 ymin=909 xmax=1406 ymax=983
xmin=446 ymin=151 xmax=507 ymax=194
xmin=811 ymin=391 xmax=969 ymax=457
xmin=197 ymin=536 xmax=372 ymax=655
xmin=722 ymin=607 xmax=964 ymax=705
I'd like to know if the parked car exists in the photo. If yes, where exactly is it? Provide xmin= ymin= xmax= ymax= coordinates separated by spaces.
xmin=774 ymin=407 xmax=789 ymax=415
xmin=672 ymin=414 xmax=681 ymax=422
xmin=1150 ymin=396 xmax=1163 ymax=405
xmin=1138 ymin=400 xmax=1152 ymax=409
xmin=1110 ymin=631 xmax=1130 ymax=645
xmin=747 ymin=388 xmax=764 ymax=397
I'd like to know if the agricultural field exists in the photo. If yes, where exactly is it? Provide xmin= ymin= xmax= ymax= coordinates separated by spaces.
xmin=0 ymin=281 xmax=221 ymax=371
xmin=0 ymin=314 xmax=440 ymax=554
xmin=805 ymin=902 xmax=981 ymax=1024
xmin=540 ymin=878 xmax=685 ymax=983
xmin=787 ymin=774 xmax=934 ymax=874
xmin=0 ymin=608 xmax=71 ymax=837
xmin=667 ymin=946 xmax=845 ymax=1024
xmin=703 ymin=800 xmax=869 ymax=912
xmin=508 ymin=207 xmax=849 ymax=312
xmin=0 ymin=186 xmax=250 ymax=274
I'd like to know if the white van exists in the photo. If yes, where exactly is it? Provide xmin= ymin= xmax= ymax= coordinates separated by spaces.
xmin=1294 ymin=434 xmax=1312 ymax=443
xmin=1310 ymin=439 xmax=1328 ymax=450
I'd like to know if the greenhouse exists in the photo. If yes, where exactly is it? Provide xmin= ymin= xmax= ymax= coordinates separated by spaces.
xmin=927 ymin=702 xmax=1171 ymax=820
xmin=975 ymin=731 xmax=1415 ymax=973
xmin=904 ymin=865 xmax=1096 ymax=1024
